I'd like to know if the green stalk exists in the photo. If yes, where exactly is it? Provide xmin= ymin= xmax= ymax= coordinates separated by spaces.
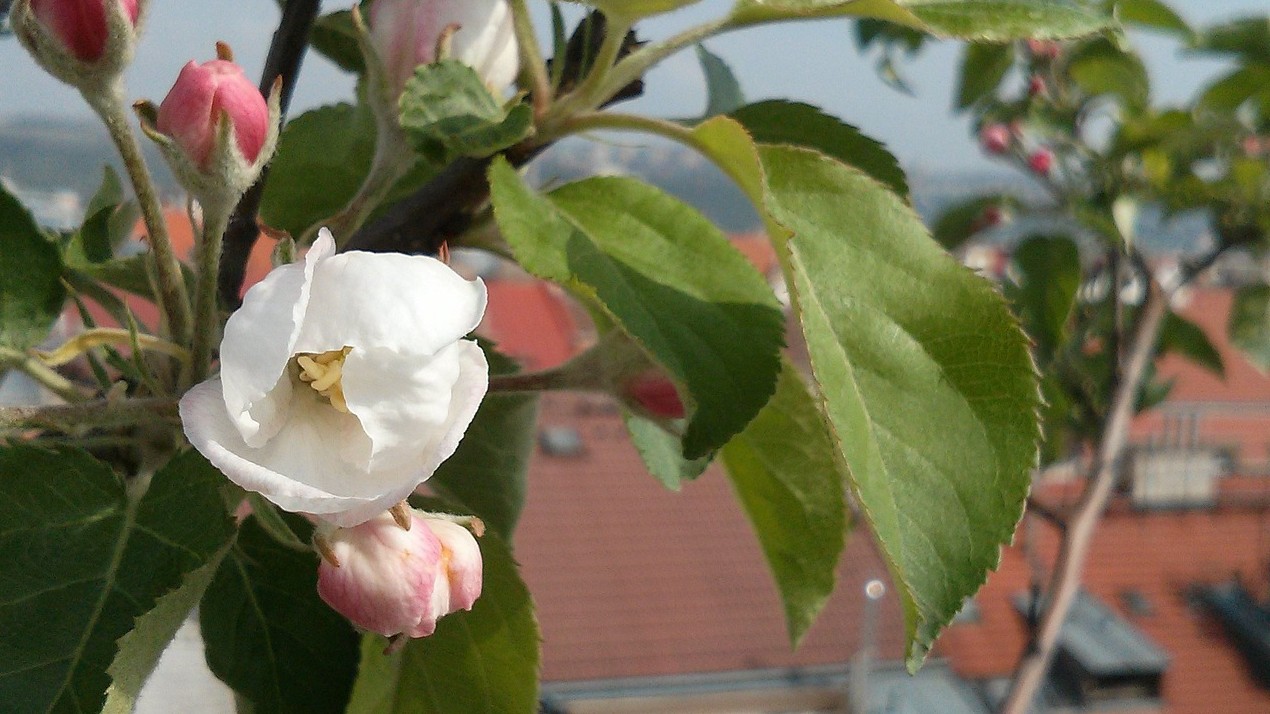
xmin=187 ymin=198 xmax=233 ymax=386
xmin=509 ymin=0 xmax=552 ymax=118
xmin=84 ymin=80 xmax=192 ymax=354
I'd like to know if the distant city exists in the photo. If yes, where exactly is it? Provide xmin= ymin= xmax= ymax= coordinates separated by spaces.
xmin=0 ymin=113 xmax=1212 ymax=254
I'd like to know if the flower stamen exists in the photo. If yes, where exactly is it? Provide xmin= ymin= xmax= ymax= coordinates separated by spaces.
xmin=296 ymin=347 xmax=352 ymax=412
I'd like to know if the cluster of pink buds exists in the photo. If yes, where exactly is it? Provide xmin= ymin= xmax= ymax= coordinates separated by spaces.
xmin=315 ymin=506 xmax=484 ymax=642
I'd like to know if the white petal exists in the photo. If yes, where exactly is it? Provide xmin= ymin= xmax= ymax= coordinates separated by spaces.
xmin=341 ymin=340 xmax=489 ymax=475
xmin=219 ymin=232 xmax=336 ymax=446
xmin=293 ymin=251 xmax=486 ymax=358
xmin=180 ymin=377 xmax=413 ymax=527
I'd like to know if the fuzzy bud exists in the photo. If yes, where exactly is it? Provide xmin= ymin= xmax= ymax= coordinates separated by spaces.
xmin=367 ymin=0 xmax=519 ymax=96
xmin=623 ymin=371 xmax=686 ymax=420
xmin=137 ymin=44 xmax=280 ymax=206
xmin=1028 ymin=148 xmax=1055 ymax=176
xmin=13 ymin=0 xmax=141 ymax=88
xmin=979 ymin=123 xmax=1012 ymax=155
xmin=316 ymin=509 xmax=483 ymax=639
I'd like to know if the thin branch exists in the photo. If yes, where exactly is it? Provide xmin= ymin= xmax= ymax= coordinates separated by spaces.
xmin=1000 ymin=277 xmax=1169 ymax=714
xmin=218 ymin=0 xmax=321 ymax=308
xmin=0 ymin=397 xmax=178 ymax=432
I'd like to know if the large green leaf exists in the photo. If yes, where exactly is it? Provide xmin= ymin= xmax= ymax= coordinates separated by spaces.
xmin=0 ymin=185 xmax=65 ymax=350
xmin=200 ymin=516 xmax=360 ymax=714
xmin=399 ymin=60 xmax=534 ymax=161
xmin=428 ymin=348 xmax=539 ymax=540
xmin=0 ymin=448 xmax=236 ymax=713
xmin=1229 ymin=284 xmax=1270 ymax=373
xmin=563 ymin=0 xmax=703 ymax=20
xmin=721 ymin=361 xmax=847 ymax=645
xmin=489 ymin=162 xmax=785 ymax=459
xmin=761 ymin=145 xmax=1038 ymax=670
xmin=729 ymin=0 xmax=1112 ymax=40
xmin=311 ymin=10 xmax=364 ymax=74
xmin=956 ymin=42 xmax=1015 ymax=109
xmin=730 ymin=100 xmax=908 ymax=197
xmin=1191 ymin=17 xmax=1270 ymax=64
xmin=345 ymin=531 xmax=539 ymax=714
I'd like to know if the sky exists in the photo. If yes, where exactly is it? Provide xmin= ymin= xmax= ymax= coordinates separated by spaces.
xmin=0 ymin=0 xmax=1265 ymax=171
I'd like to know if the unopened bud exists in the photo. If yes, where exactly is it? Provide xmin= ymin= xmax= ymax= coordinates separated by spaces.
xmin=13 ymin=0 xmax=141 ymax=88
xmin=316 ymin=508 xmax=483 ymax=639
xmin=368 ymin=0 xmax=519 ymax=97
xmin=1028 ymin=148 xmax=1055 ymax=176
xmin=979 ymin=123 xmax=1012 ymax=155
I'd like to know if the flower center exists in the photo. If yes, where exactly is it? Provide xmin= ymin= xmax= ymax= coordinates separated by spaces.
xmin=296 ymin=347 xmax=352 ymax=413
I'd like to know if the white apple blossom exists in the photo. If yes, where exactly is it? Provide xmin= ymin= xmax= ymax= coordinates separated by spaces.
xmin=180 ymin=229 xmax=488 ymax=527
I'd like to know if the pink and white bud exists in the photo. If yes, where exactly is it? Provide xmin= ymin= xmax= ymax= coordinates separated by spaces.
xmin=368 ymin=0 xmax=519 ymax=96
xmin=979 ymin=123 xmax=1012 ymax=155
xmin=623 ymin=372 xmax=686 ymax=420
xmin=316 ymin=509 xmax=482 ymax=639
xmin=29 ymin=0 xmax=138 ymax=62
xmin=1028 ymin=148 xmax=1055 ymax=176
xmin=157 ymin=57 xmax=268 ymax=170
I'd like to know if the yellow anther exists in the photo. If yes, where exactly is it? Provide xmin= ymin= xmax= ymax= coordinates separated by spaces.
xmin=294 ymin=348 xmax=352 ymax=413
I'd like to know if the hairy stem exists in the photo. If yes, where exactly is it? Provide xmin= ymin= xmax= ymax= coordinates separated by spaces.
xmin=0 ymin=347 xmax=89 ymax=403
xmin=509 ymin=0 xmax=552 ymax=118
xmin=187 ymin=200 xmax=232 ymax=386
xmin=0 ymin=397 xmax=178 ymax=432
xmin=86 ymin=81 xmax=192 ymax=355
xmin=1000 ymin=278 xmax=1168 ymax=714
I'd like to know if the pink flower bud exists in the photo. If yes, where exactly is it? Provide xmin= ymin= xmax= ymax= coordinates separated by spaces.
xmin=369 ymin=0 xmax=519 ymax=96
xmin=1026 ymin=39 xmax=1061 ymax=60
xmin=29 ymin=0 xmax=138 ymax=62
xmin=156 ymin=58 xmax=268 ymax=170
xmin=316 ymin=510 xmax=482 ymax=639
xmin=625 ymin=372 xmax=686 ymax=420
xmin=979 ymin=123 xmax=1012 ymax=155
xmin=1029 ymin=148 xmax=1054 ymax=176
xmin=1027 ymin=75 xmax=1047 ymax=98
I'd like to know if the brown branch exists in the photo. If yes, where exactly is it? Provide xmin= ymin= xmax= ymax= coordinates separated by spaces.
xmin=0 ymin=397 xmax=179 ymax=432
xmin=218 ymin=0 xmax=321 ymax=309
xmin=1000 ymin=277 xmax=1168 ymax=714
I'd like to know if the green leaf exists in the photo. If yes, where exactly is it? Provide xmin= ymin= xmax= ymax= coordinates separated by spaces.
xmin=1005 ymin=235 xmax=1081 ymax=364
xmin=489 ymin=162 xmax=785 ymax=459
xmin=200 ymin=515 xmax=360 ymax=714
xmin=399 ymin=60 xmax=534 ymax=161
xmin=1066 ymin=37 xmax=1150 ymax=110
xmin=729 ymin=0 xmax=1113 ymax=41
xmin=1160 ymin=310 xmax=1224 ymax=378
xmin=1198 ymin=66 xmax=1270 ymax=115
xmin=0 ymin=448 xmax=236 ymax=714
xmin=956 ymin=42 xmax=1015 ymax=109
xmin=66 ymin=166 xmax=130 ymax=265
xmin=730 ymin=100 xmax=908 ymax=197
xmin=428 ymin=347 xmax=539 ymax=540
xmin=311 ymin=10 xmax=364 ymax=74
xmin=1191 ymin=17 xmax=1270 ymax=64
xmin=696 ymin=43 xmax=746 ymax=118
xmin=764 ymin=146 xmax=1038 ymax=670
xmin=622 ymin=410 xmax=713 ymax=491
xmin=103 ymin=542 xmax=234 ymax=714
xmin=720 ymin=361 xmax=847 ymax=645
xmin=0 ymin=184 xmax=65 ymax=350
xmin=1229 ymin=284 xmax=1270 ymax=373
xmin=261 ymin=103 xmax=377 ymax=238
xmin=1115 ymin=0 xmax=1191 ymax=39
xmin=563 ymin=0 xmax=703 ymax=20
xmin=345 ymin=531 xmax=539 ymax=714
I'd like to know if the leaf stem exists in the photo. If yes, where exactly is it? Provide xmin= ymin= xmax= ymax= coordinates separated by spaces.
xmin=85 ymin=80 xmax=192 ymax=354
xmin=0 ymin=346 xmax=90 ymax=403
xmin=509 ymin=0 xmax=552 ymax=118
xmin=544 ymin=13 xmax=635 ymax=125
